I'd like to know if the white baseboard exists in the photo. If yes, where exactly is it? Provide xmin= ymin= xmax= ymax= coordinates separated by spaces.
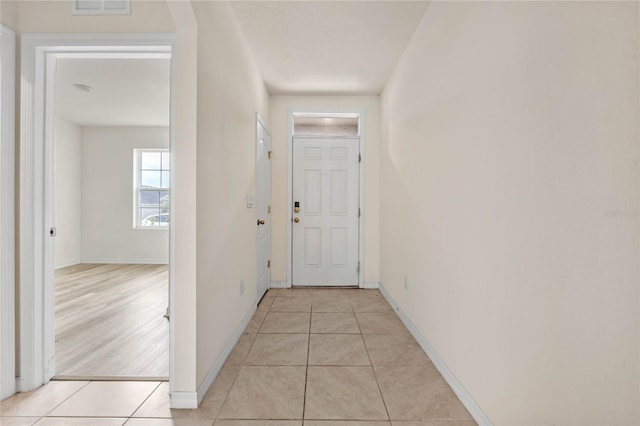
xmin=80 ymin=258 xmax=169 ymax=265
xmin=363 ymin=281 xmax=379 ymax=289
xmin=378 ymin=283 xmax=493 ymax=426
xmin=179 ymin=303 xmax=257 ymax=408
xmin=269 ymin=281 xmax=288 ymax=288
xmin=169 ymin=391 xmax=198 ymax=409
xmin=54 ymin=259 xmax=81 ymax=270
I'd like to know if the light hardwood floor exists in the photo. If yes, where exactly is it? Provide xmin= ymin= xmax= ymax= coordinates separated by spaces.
xmin=54 ymin=263 xmax=169 ymax=379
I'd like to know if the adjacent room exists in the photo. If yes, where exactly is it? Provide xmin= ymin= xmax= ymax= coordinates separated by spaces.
xmin=53 ymin=57 xmax=171 ymax=379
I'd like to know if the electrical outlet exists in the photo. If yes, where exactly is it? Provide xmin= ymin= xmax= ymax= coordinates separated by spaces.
xmin=240 ymin=279 xmax=245 ymax=294
xmin=404 ymin=276 xmax=409 ymax=291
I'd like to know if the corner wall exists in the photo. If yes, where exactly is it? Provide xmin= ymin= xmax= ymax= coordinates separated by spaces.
xmin=268 ymin=95 xmax=380 ymax=286
xmin=380 ymin=2 xmax=639 ymax=424
xmin=191 ymin=0 xmax=269 ymax=389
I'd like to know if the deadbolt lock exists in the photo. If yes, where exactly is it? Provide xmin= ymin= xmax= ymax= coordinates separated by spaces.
xmin=294 ymin=218 xmax=300 ymax=223
xmin=294 ymin=207 xmax=300 ymax=213
xmin=257 ymin=219 xmax=265 ymax=225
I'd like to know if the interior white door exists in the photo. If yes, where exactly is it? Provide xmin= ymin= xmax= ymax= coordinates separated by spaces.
xmin=292 ymin=137 xmax=359 ymax=286
xmin=256 ymin=117 xmax=271 ymax=300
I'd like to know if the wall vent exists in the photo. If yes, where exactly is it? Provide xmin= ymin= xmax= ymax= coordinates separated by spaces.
xmin=72 ymin=0 xmax=131 ymax=15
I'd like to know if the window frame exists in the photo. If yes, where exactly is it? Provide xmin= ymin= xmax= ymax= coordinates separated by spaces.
xmin=133 ymin=148 xmax=170 ymax=229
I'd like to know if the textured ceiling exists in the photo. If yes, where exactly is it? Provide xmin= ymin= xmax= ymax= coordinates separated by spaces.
xmin=56 ymin=58 xmax=170 ymax=127
xmin=230 ymin=1 xmax=430 ymax=95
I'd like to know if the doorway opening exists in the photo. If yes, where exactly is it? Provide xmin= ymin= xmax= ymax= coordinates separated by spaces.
xmin=52 ymin=57 xmax=170 ymax=379
xmin=20 ymin=34 xmax=176 ymax=392
xmin=287 ymin=111 xmax=365 ymax=287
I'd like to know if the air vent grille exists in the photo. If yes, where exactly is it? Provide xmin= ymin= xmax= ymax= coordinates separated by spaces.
xmin=72 ymin=0 xmax=131 ymax=15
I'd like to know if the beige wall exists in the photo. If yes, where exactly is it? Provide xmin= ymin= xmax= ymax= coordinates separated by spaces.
xmin=380 ymin=1 xmax=639 ymax=424
xmin=81 ymin=127 xmax=169 ymax=264
xmin=269 ymin=96 xmax=380 ymax=285
xmin=54 ymin=119 xmax=82 ymax=269
xmin=191 ymin=1 xmax=269 ymax=388
xmin=54 ymin=124 xmax=170 ymax=268
xmin=14 ymin=0 xmax=173 ymax=33
xmin=0 ymin=1 xmax=19 ymax=30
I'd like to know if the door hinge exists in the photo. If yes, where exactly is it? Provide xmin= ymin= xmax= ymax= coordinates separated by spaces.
xmin=268 ymin=151 xmax=272 ymax=159
xmin=49 ymin=227 xmax=56 ymax=237
xmin=358 ymin=208 xmax=361 ymax=217
xmin=359 ymin=153 xmax=361 ymax=163
xmin=267 ymin=260 xmax=271 ymax=268
xmin=268 ymin=205 xmax=271 ymax=214
xmin=357 ymin=262 xmax=360 ymax=273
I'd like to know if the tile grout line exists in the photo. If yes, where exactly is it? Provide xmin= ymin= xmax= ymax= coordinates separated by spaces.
xmin=41 ymin=380 xmax=92 ymax=417
xmin=214 ymin=365 xmax=243 ymax=423
xmin=302 ymin=308 xmax=312 ymax=421
xmin=354 ymin=298 xmax=393 ymax=423
xmin=215 ymin=295 xmax=272 ymax=422
xmin=128 ymin=381 xmax=163 ymax=420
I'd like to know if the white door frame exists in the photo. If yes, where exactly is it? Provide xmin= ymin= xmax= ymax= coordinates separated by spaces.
xmin=286 ymin=108 xmax=365 ymax=288
xmin=20 ymin=33 xmax=176 ymax=392
xmin=255 ymin=113 xmax=271 ymax=300
xmin=0 ymin=24 xmax=16 ymax=400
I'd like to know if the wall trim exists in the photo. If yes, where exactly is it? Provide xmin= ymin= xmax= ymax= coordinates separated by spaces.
xmin=54 ymin=260 xmax=82 ymax=270
xmin=378 ymin=282 xmax=494 ymax=426
xmin=0 ymin=24 xmax=16 ymax=400
xmin=168 ymin=391 xmax=198 ymax=409
xmin=169 ymin=303 xmax=256 ymax=409
xmin=270 ymin=281 xmax=288 ymax=289
xmin=20 ymin=32 xmax=176 ymax=393
xmin=363 ymin=281 xmax=379 ymax=289
xmin=79 ymin=258 xmax=169 ymax=265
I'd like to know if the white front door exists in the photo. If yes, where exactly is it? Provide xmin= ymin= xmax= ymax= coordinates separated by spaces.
xmin=256 ymin=117 xmax=271 ymax=300
xmin=292 ymin=137 xmax=359 ymax=286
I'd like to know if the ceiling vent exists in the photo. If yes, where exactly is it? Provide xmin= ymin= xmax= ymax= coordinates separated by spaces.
xmin=72 ymin=0 xmax=131 ymax=15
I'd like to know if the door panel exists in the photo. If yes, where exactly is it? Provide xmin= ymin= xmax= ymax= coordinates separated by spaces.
xmin=304 ymin=227 xmax=322 ymax=267
xmin=292 ymin=137 xmax=359 ymax=286
xmin=256 ymin=118 xmax=271 ymax=301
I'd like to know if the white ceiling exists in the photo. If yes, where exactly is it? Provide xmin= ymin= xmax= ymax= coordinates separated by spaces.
xmin=230 ymin=1 xmax=430 ymax=95
xmin=55 ymin=58 xmax=170 ymax=127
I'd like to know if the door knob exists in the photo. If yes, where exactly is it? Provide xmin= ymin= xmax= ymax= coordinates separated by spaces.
xmin=257 ymin=219 xmax=265 ymax=225
xmin=294 ymin=218 xmax=300 ymax=223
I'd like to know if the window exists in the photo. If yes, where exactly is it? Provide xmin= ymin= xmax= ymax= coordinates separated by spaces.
xmin=134 ymin=149 xmax=169 ymax=228
xmin=293 ymin=113 xmax=360 ymax=137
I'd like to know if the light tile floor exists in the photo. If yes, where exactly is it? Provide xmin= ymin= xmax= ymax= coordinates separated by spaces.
xmin=0 ymin=288 xmax=476 ymax=425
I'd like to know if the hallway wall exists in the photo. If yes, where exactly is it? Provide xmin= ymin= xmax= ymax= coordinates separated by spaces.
xmin=191 ymin=0 xmax=270 ymax=389
xmin=380 ymin=2 xmax=639 ymax=424
xmin=13 ymin=0 xmax=174 ymax=33
xmin=269 ymin=95 xmax=380 ymax=286
xmin=0 ymin=1 xmax=18 ymax=30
